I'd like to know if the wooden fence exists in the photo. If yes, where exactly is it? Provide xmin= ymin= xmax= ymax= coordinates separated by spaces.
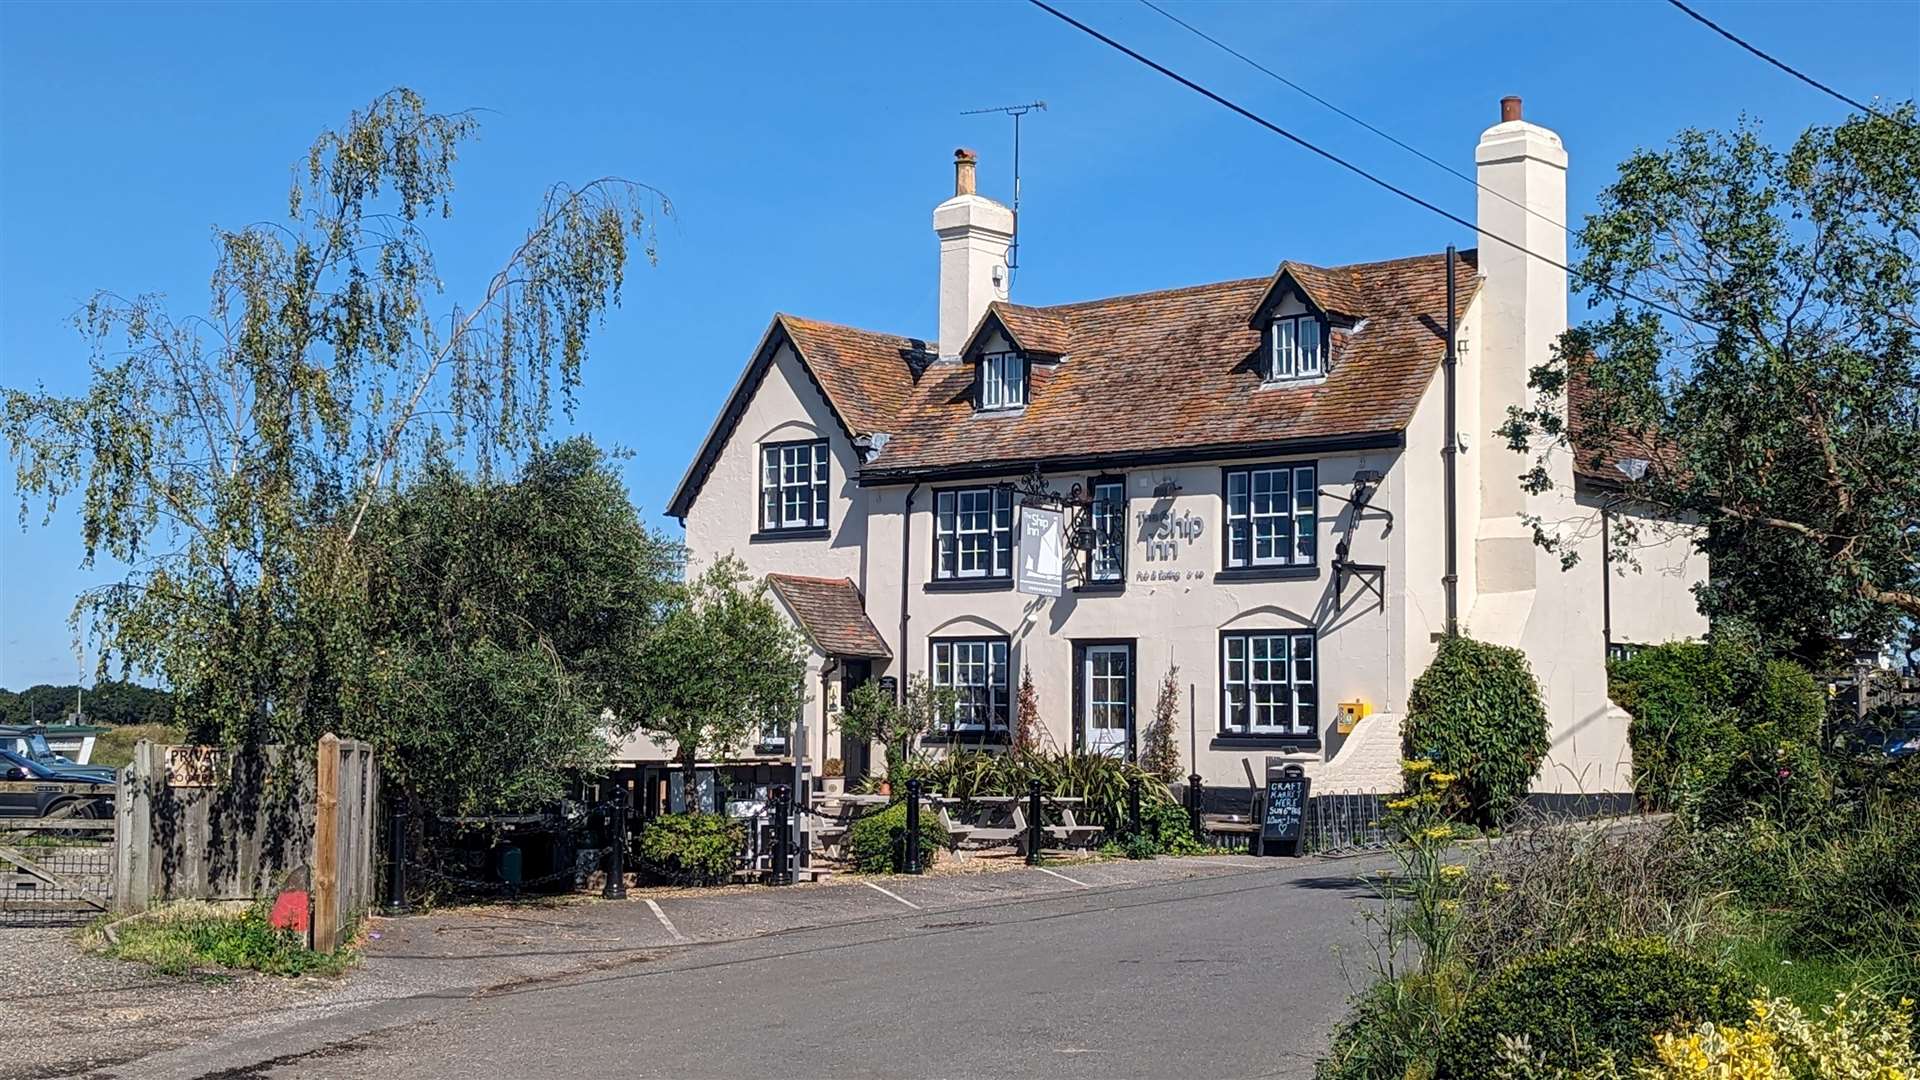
xmin=114 ymin=734 xmax=379 ymax=946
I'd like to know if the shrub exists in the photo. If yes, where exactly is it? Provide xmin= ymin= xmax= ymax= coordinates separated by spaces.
xmin=847 ymin=801 xmax=947 ymax=874
xmin=1318 ymin=969 xmax=1471 ymax=1080
xmin=1435 ymin=938 xmax=1754 ymax=1078
xmin=1140 ymin=664 xmax=1185 ymax=783
xmin=1642 ymin=992 xmax=1918 ymax=1080
xmin=1453 ymin=812 xmax=1728 ymax=978
xmin=1610 ymin=642 xmax=1736 ymax=810
xmin=1784 ymin=804 xmax=1920 ymax=956
xmin=637 ymin=812 xmax=743 ymax=886
xmin=904 ymin=749 xmax=1179 ymax=836
xmin=1404 ymin=636 xmax=1549 ymax=824
xmin=1104 ymin=800 xmax=1205 ymax=859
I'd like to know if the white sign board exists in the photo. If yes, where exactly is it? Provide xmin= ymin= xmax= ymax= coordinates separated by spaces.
xmin=1017 ymin=505 xmax=1065 ymax=597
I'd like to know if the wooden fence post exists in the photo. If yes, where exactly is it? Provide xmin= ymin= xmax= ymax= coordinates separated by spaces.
xmin=313 ymin=733 xmax=341 ymax=952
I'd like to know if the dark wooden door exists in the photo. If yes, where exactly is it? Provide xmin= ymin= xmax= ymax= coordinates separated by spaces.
xmin=839 ymin=660 xmax=873 ymax=786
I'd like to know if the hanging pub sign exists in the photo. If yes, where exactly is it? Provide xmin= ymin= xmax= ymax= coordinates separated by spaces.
xmin=1259 ymin=767 xmax=1312 ymax=857
xmin=1017 ymin=504 xmax=1065 ymax=597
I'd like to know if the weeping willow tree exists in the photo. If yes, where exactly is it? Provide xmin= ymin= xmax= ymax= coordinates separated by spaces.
xmin=3 ymin=88 xmax=668 ymax=758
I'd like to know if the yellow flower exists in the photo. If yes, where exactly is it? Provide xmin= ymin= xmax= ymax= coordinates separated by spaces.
xmin=1385 ymin=797 xmax=1418 ymax=812
xmin=1420 ymin=825 xmax=1455 ymax=842
xmin=1429 ymin=771 xmax=1458 ymax=786
xmin=1401 ymin=759 xmax=1434 ymax=774
xmin=1439 ymin=864 xmax=1466 ymax=883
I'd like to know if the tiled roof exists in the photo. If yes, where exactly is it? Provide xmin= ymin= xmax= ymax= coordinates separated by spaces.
xmin=1567 ymin=363 xmax=1679 ymax=485
xmin=777 ymin=315 xmax=931 ymax=436
xmin=980 ymin=303 xmax=1074 ymax=356
xmin=861 ymin=249 xmax=1480 ymax=479
xmin=766 ymin=574 xmax=892 ymax=659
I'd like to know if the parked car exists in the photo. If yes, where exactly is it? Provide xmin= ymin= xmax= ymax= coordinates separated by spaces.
xmin=0 ymin=750 xmax=116 ymax=819
xmin=0 ymin=724 xmax=115 ymax=782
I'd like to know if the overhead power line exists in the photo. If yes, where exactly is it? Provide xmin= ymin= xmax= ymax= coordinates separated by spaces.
xmin=1024 ymin=0 xmax=1716 ymax=331
xmin=1137 ymin=0 xmax=1568 ymax=233
xmin=1664 ymin=0 xmax=1914 ymax=128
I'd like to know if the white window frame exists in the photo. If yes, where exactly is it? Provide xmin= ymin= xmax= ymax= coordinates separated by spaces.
xmin=980 ymin=351 xmax=1027 ymax=410
xmin=1268 ymin=314 xmax=1325 ymax=381
xmin=1224 ymin=463 xmax=1317 ymax=568
xmin=1221 ymin=630 xmax=1317 ymax=738
xmin=934 ymin=486 xmax=1014 ymax=580
xmin=930 ymin=638 xmax=1011 ymax=733
xmin=760 ymin=439 xmax=829 ymax=531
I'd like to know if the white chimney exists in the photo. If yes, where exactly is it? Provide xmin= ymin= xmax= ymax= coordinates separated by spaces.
xmin=1475 ymin=95 xmax=1570 ymax=529
xmin=934 ymin=148 xmax=1013 ymax=358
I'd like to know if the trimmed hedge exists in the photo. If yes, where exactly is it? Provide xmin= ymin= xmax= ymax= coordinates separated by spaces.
xmin=848 ymin=801 xmax=948 ymax=874
xmin=637 ymin=812 xmax=743 ymax=886
xmin=1435 ymin=938 xmax=1754 ymax=1077
xmin=1403 ymin=636 xmax=1549 ymax=824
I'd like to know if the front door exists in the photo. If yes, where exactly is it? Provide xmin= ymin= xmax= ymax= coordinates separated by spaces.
xmin=838 ymin=659 xmax=873 ymax=786
xmin=1080 ymin=643 xmax=1134 ymax=758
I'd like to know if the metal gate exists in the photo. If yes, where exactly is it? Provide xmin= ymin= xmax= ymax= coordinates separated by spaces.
xmin=1 ymin=803 xmax=116 ymax=926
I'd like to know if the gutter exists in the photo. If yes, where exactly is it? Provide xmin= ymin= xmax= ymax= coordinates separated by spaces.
xmin=1442 ymin=245 xmax=1460 ymax=637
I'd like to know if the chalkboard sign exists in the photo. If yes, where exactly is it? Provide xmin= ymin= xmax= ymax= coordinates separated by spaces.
xmin=1260 ymin=774 xmax=1312 ymax=856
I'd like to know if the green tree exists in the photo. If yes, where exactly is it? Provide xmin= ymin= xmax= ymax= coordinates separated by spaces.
xmin=357 ymin=438 xmax=679 ymax=815
xmin=1403 ymin=636 xmax=1549 ymax=824
xmin=0 ymin=681 xmax=174 ymax=727
xmin=633 ymin=557 xmax=808 ymax=812
xmin=2 ymin=88 xmax=663 ymax=751
xmin=837 ymin=674 xmax=956 ymax=783
xmin=1499 ymin=106 xmax=1920 ymax=664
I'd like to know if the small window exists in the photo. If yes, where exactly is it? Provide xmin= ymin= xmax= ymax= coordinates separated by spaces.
xmin=1221 ymin=630 xmax=1318 ymax=738
xmin=761 ymin=439 xmax=829 ymax=531
xmin=931 ymin=637 xmax=1011 ymax=733
xmin=1223 ymin=463 xmax=1317 ymax=568
xmin=1087 ymin=478 xmax=1126 ymax=584
xmin=980 ymin=351 xmax=1027 ymax=410
xmin=934 ymin=486 xmax=1014 ymax=580
xmin=1268 ymin=314 xmax=1325 ymax=381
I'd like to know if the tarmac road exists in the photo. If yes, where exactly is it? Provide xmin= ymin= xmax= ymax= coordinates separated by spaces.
xmin=104 ymin=854 xmax=1388 ymax=1080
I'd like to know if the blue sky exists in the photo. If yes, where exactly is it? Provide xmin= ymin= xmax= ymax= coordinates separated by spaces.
xmin=2 ymin=0 xmax=1916 ymax=688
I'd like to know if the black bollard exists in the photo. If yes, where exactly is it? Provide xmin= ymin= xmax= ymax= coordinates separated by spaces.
xmin=771 ymin=785 xmax=791 ymax=885
xmin=602 ymin=784 xmax=629 ymax=900
xmin=1128 ymin=774 xmax=1142 ymax=839
xmin=1026 ymin=778 xmax=1044 ymax=866
xmin=385 ymin=795 xmax=410 ymax=915
xmin=1187 ymin=772 xmax=1205 ymax=843
xmin=905 ymin=779 xmax=923 ymax=875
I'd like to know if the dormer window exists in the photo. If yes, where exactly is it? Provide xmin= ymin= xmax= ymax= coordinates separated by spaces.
xmin=979 ymin=351 xmax=1027 ymax=410
xmin=1267 ymin=314 xmax=1325 ymax=381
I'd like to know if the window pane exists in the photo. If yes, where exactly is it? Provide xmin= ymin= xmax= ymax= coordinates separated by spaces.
xmin=1298 ymin=319 xmax=1322 ymax=375
xmin=1006 ymin=356 xmax=1025 ymax=406
xmin=1274 ymin=320 xmax=1295 ymax=378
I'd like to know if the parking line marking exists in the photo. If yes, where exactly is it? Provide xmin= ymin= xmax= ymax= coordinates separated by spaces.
xmin=1035 ymin=866 xmax=1092 ymax=888
xmin=1180 ymin=858 xmax=1262 ymax=870
xmin=644 ymin=898 xmax=688 ymax=942
xmin=860 ymin=880 xmax=922 ymax=910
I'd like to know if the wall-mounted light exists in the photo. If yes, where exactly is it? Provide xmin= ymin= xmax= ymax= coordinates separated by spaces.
xmin=1152 ymin=479 xmax=1181 ymax=499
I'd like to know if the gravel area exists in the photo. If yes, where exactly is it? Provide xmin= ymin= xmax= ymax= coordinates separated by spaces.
xmin=0 ymin=926 xmax=348 ymax=1080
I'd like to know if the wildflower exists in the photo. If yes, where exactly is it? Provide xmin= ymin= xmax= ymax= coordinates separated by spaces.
xmin=1401 ymin=759 xmax=1434 ymax=774
xmin=1429 ymin=771 xmax=1458 ymax=786
xmin=1439 ymin=864 xmax=1466 ymax=883
xmin=1420 ymin=825 xmax=1454 ymax=842
xmin=1385 ymin=797 xmax=1418 ymax=812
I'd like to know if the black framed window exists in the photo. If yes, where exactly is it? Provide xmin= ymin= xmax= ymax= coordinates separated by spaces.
xmin=760 ymin=439 xmax=829 ymax=531
xmin=934 ymin=486 xmax=1014 ymax=580
xmin=931 ymin=637 xmax=1011 ymax=733
xmin=979 ymin=351 xmax=1027 ymax=410
xmin=1268 ymin=314 xmax=1325 ymax=380
xmin=1087 ymin=477 xmax=1126 ymax=584
xmin=1221 ymin=630 xmax=1317 ymax=738
xmin=1224 ymin=462 xmax=1317 ymax=568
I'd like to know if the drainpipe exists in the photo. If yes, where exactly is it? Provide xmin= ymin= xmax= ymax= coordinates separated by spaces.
xmin=899 ymin=483 xmax=921 ymax=702
xmin=1442 ymin=245 xmax=1460 ymax=637
xmin=1600 ymin=506 xmax=1613 ymax=655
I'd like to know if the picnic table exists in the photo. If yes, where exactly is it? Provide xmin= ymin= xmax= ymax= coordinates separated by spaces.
xmin=926 ymin=794 xmax=1103 ymax=853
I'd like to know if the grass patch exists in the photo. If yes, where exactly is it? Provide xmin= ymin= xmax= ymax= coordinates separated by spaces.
xmin=1721 ymin=914 xmax=1915 ymax=1011
xmin=89 ymin=723 xmax=187 ymax=769
xmin=97 ymin=901 xmax=356 ymax=978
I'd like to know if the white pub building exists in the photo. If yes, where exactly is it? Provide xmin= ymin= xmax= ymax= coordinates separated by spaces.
xmin=626 ymin=98 xmax=1706 ymax=810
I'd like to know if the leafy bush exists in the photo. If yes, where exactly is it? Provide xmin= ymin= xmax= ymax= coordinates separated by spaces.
xmin=1104 ymin=800 xmax=1205 ymax=859
xmin=847 ymin=801 xmax=947 ymax=874
xmin=1453 ymin=812 xmax=1728 ymax=978
xmin=103 ymin=901 xmax=353 ymax=977
xmin=1640 ymin=992 xmax=1918 ymax=1080
xmin=1435 ymin=938 xmax=1753 ymax=1078
xmin=1319 ymin=969 xmax=1471 ymax=1080
xmin=1611 ymin=640 xmax=1828 ymax=822
xmin=637 ymin=813 xmax=743 ymax=886
xmin=1404 ymin=636 xmax=1549 ymax=824
xmin=89 ymin=723 xmax=186 ymax=769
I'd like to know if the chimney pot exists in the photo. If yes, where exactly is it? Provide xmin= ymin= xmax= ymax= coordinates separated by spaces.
xmin=953 ymin=148 xmax=978 ymax=196
xmin=1501 ymin=96 xmax=1523 ymax=123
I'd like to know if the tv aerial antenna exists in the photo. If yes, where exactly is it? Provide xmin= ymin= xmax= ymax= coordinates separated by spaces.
xmin=961 ymin=100 xmax=1046 ymax=276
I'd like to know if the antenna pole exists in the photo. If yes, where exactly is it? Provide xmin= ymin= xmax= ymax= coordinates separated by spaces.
xmin=961 ymin=100 xmax=1047 ymax=274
